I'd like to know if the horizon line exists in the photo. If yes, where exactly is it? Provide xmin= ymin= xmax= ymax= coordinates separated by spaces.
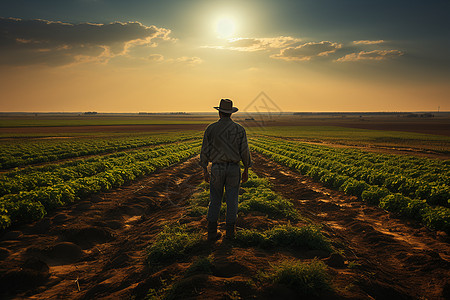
xmin=0 ymin=111 xmax=448 ymax=114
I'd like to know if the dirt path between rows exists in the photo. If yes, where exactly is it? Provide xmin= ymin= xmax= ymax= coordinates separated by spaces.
xmin=251 ymin=153 xmax=450 ymax=299
xmin=0 ymin=156 xmax=203 ymax=299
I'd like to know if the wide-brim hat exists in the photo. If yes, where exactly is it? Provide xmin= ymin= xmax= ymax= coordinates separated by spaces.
xmin=214 ymin=99 xmax=238 ymax=114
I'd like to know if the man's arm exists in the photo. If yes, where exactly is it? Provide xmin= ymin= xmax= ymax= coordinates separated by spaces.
xmin=241 ymin=167 xmax=249 ymax=184
xmin=200 ymin=129 xmax=210 ymax=182
xmin=240 ymin=129 xmax=252 ymax=184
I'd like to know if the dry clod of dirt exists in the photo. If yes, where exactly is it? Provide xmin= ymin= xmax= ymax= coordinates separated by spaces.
xmin=0 ymin=247 xmax=10 ymax=260
xmin=305 ymin=249 xmax=330 ymax=259
xmin=0 ymin=257 xmax=50 ymax=293
xmin=46 ymin=242 xmax=84 ymax=264
xmin=75 ymin=201 xmax=93 ymax=211
xmin=52 ymin=213 xmax=69 ymax=224
xmin=263 ymin=283 xmax=299 ymax=300
xmin=2 ymin=230 xmax=23 ymax=240
xmin=60 ymin=226 xmax=115 ymax=249
xmin=324 ymin=253 xmax=346 ymax=268
xmin=31 ymin=218 xmax=51 ymax=234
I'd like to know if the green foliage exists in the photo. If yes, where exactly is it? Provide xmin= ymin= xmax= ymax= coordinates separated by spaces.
xmin=187 ymin=206 xmax=208 ymax=217
xmin=187 ymin=190 xmax=210 ymax=208
xmin=0 ymin=132 xmax=201 ymax=169
xmin=238 ymin=172 xmax=298 ymax=220
xmin=235 ymin=228 xmax=266 ymax=245
xmin=1 ymin=198 xmax=46 ymax=224
xmin=340 ymin=178 xmax=370 ymax=198
xmin=0 ymin=207 xmax=11 ymax=229
xmin=422 ymin=206 xmax=450 ymax=233
xmin=146 ymin=223 xmax=201 ymax=265
xmin=379 ymin=194 xmax=410 ymax=213
xmin=260 ymin=259 xmax=331 ymax=296
xmin=0 ymin=214 xmax=10 ymax=230
xmin=235 ymin=224 xmax=332 ymax=252
xmin=320 ymin=172 xmax=349 ymax=189
xmin=185 ymin=256 xmax=214 ymax=276
xmin=241 ymin=174 xmax=269 ymax=188
xmin=402 ymin=199 xmax=428 ymax=219
xmin=428 ymin=185 xmax=450 ymax=206
xmin=239 ymin=188 xmax=298 ymax=220
xmin=361 ymin=186 xmax=390 ymax=205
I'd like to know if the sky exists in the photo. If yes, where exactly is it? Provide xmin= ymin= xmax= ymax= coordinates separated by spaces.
xmin=0 ymin=0 xmax=449 ymax=112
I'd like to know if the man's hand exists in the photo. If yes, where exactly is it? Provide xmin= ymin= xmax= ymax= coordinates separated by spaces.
xmin=203 ymin=168 xmax=210 ymax=183
xmin=242 ymin=168 xmax=249 ymax=184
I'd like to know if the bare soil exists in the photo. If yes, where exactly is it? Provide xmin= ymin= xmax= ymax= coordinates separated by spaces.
xmin=2 ymin=117 xmax=450 ymax=137
xmin=0 ymin=124 xmax=207 ymax=135
xmin=0 ymin=154 xmax=449 ymax=299
xmin=265 ymin=117 xmax=450 ymax=137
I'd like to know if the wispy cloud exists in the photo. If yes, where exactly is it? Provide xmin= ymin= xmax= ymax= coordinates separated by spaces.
xmin=336 ymin=49 xmax=404 ymax=62
xmin=203 ymin=36 xmax=301 ymax=52
xmin=352 ymin=40 xmax=385 ymax=45
xmin=0 ymin=17 xmax=172 ymax=66
xmin=169 ymin=56 xmax=203 ymax=65
xmin=272 ymin=41 xmax=342 ymax=61
xmin=147 ymin=54 xmax=164 ymax=61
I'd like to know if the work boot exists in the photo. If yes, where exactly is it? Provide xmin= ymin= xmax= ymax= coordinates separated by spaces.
xmin=207 ymin=221 xmax=222 ymax=242
xmin=225 ymin=222 xmax=236 ymax=240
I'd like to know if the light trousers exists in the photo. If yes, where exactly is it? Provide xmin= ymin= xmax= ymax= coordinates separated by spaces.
xmin=207 ymin=163 xmax=241 ymax=223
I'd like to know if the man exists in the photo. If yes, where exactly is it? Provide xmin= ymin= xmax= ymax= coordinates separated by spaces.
xmin=200 ymin=98 xmax=252 ymax=241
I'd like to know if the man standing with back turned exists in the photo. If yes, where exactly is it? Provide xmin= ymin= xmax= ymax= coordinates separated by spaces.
xmin=200 ymin=99 xmax=252 ymax=241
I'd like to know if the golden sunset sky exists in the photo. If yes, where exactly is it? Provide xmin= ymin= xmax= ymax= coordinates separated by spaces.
xmin=0 ymin=0 xmax=449 ymax=112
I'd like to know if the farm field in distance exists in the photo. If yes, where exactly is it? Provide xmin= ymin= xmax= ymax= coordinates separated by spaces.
xmin=0 ymin=113 xmax=449 ymax=299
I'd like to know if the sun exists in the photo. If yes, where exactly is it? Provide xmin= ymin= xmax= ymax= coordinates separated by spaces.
xmin=215 ymin=17 xmax=236 ymax=38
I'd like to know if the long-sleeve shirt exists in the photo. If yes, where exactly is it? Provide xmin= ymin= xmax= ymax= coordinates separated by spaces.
xmin=199 ymin=117 xmax=252 ymax=169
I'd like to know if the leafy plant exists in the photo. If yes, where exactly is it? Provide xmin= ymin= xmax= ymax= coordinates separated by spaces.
xmin=235 ymin=224 xmax=332 ymax=252
xmin=146 ymin=223 xmax=201 ymax=265
xmin=260 ymin=259 xmax=331 ymax=296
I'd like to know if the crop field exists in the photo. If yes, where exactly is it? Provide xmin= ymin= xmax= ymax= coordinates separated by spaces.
xmin=0 ymin=116 xmax=449 ymax=299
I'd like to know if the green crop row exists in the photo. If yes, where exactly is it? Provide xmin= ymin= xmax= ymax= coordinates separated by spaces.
xmin=251 ymin=137 xmax=449 ymax=185
xmin=0 ymin=141 xmax=201 ymax=229
xmin=251 ymin=138 xmax=450 ymax=234
xmin=251 ymin=137 xmax=450 ymax=207
xmin=0 ymin=132 xmax=201 ymax=169
xmin=0 ymin=140 xmax=201 ymax=197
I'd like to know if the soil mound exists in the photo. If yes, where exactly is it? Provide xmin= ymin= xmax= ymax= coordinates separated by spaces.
xmin=0 ymin=257 xmax=49 ymax=295
xmin=46 ymin=242 xmax=84 ymax=264
xmin=61 ymin=226 xmax=114 ymax=249
xmin=52 ymin=213 xmax=69 ymax=224
xmin=2 ymin=230 xmax=22 ymax=240
xmin=0 ymin=247 xmax=10 ymax=260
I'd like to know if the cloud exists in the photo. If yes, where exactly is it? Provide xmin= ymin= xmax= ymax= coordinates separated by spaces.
xmin=147 ymin=54 xmax=164 ymax=61
xmin=0 ymin=17 xmax=172 ymax=66
xmin=168 ymin=56 xmax=203 ymax=65
xmin=336 ymin=49 xmax=404 ymax=62
xmin=352 ymin=40 xmax=385 ymax=45
xmin=204 ymin=36 xmax=301 ymax=52
xmin=272 ymin=41 xmax=342 ymax=61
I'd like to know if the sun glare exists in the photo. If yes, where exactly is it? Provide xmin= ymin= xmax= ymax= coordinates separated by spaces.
xmin=216 ymin=17 xmax=236 ymax=38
